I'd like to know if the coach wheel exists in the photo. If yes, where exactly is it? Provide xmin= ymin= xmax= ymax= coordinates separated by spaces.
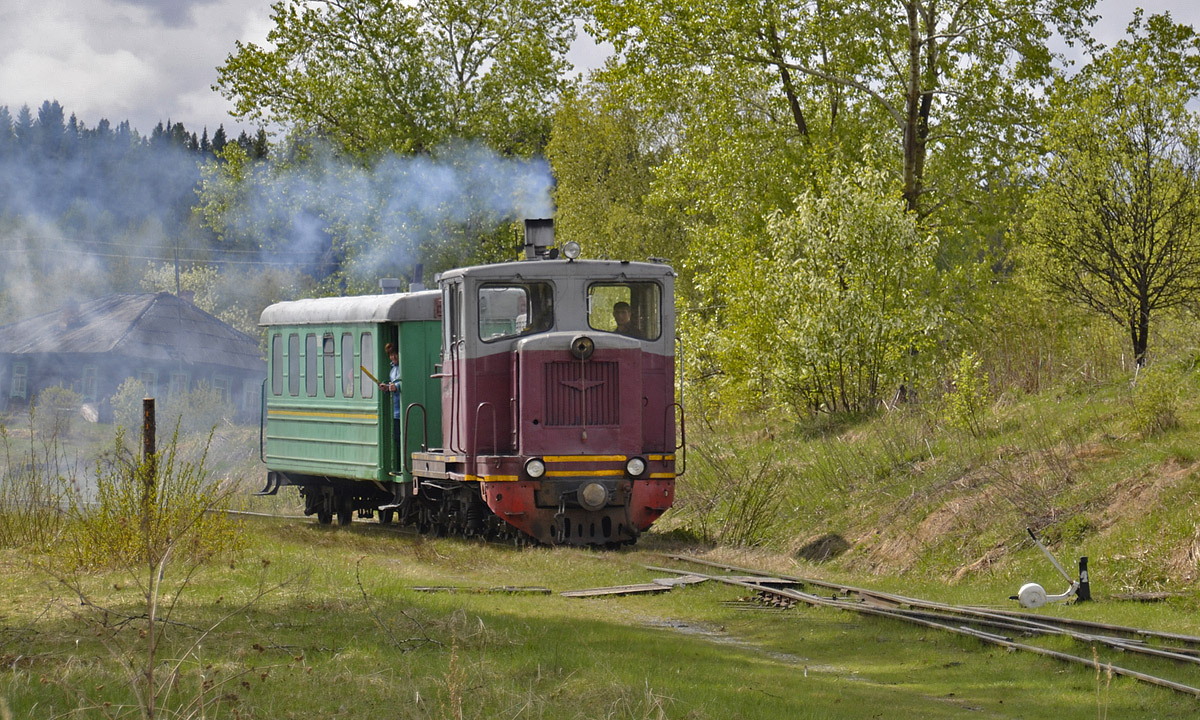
xmin=317 ymin=510 xmax=333 ymax=525
xmin=337 ymin=507 xmax=354 ymax=525
xmin=378 ymin=509 xmax=395 ymax=524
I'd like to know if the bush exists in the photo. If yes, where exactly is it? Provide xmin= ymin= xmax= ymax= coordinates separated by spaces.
xmin=944 ymin=351 xmax=991 ymax=437
xmin=672 ymin=441 xmax=787 ymax=547
xmin=1130 ymin=366 xmax=1179 ymax=437
xmin=33 ymin=384 xmax=82 ymax=438
xmin=0 ymin=420 xmax=74 ymax=549
xmin=110 ymin=378 xmax=236 ymax=437
xmin=65 ymin=429 xmax=242 ymax=569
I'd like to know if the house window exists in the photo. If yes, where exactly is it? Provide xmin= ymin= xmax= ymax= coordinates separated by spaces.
xmin=212 ymin=375 xmax=230 ymax=403
xmin=169 ymin=372 xmax=189 ymax=397
xmin=341 ymin=333 xmax=355 ymax=398
xmin=81 ymin=365 xmax=98 ymax=401
xmin=360 ymin=332 xmax=374 ymax=399
xmin=287 ymin=334 xmax=300 ymax=396
xmin=243 ymin=379 xmax=259 ymax=412
xmin=271 ymin=334 xmax=283 ymax=396
xmin=139 ymin=370 xmax=158 ymax=397
xmin=10 ymin=362 xmax=28 ymax=399
xmin=323 ymin=334 xmax=336 ymax=398
xmin=305 ymin=334 xmax=318 ymax=397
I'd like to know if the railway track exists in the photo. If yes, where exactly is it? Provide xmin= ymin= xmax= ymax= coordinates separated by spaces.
xmin=656 ymin=554 xmax=1200 ymax=699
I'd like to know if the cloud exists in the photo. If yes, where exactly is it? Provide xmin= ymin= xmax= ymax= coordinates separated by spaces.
xmin=0 ymin=0 xmax=272 ymax=135
xmin=111 ymin=0 xmax=223 ymax=28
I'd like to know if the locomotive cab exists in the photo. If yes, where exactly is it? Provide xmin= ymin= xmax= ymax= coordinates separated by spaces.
xmin=411 ymin=235 xmax=679 ymax=545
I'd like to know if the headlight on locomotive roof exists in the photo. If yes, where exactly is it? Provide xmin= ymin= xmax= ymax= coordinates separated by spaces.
xmin=562 ymin=240 xmax=582 ymax=260
xmin=579 ymin=482 xmax=608 ymax=511
xmin=625 ymin=457 xmax=646 ymax=477
xmin=525 ymin=458 xmax=546 ymax=479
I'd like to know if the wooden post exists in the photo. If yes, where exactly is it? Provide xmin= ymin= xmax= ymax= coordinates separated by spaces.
xmin=141 ymin=398 xmax=156 ymax=544
xmin=142 ymin=397 xmax=156 ymax=473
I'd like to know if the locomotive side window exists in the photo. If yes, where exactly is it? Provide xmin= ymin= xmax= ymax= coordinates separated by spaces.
xmin=478 ymin=282 xmax=553 ymax=342
xmin=305 ymin=333 xmax=318 ymax=397
xmin=445 ymin=283 xmax=462 ymax=347
xmin=287 ymin=334 xmax=300 ymax=396
xmin=341 ymin=332 xmax=355 ymax=398
xmin=360 ymin=332 xmax=375 ymax=399
xmin=587 ymin=282 xmax=661 ymax=340
xmin=271 ymin=334 xmax=283 ymax=396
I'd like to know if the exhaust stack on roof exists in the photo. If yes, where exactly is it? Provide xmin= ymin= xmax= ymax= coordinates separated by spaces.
xmin=523 ymin=218 xmax=555 ymax=260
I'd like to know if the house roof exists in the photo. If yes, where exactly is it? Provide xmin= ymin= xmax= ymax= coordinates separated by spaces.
xmin=0 ymin=293 xmax=264 ymax=372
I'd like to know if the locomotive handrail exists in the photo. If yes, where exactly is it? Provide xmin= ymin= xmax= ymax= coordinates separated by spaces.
xmin=259 ymin=378 xmax=268 ymax=463
xmin=667 ymin=402 xmax=686 ymax=476
xmin=402 ymin=402 xmax=429 ymax=474
xmin=475 ymin=402 xmax=498 ymax=458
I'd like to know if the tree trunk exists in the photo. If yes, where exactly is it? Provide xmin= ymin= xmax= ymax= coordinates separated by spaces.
xmin=901 ymin=1 xmax=923 ymax=213
xmin=1131 ymin=301 xmax=1150 ymax=367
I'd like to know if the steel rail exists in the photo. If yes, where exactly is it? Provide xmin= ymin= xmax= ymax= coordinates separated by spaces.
xmin=651 ymin=565 xmax=1200 ymax=699
xmin=667 ymin=554 xmax=1200 ymax=646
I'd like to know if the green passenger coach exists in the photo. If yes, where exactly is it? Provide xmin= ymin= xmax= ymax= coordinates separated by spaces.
xmin=258 ymin=290 xmax=443 ymax=524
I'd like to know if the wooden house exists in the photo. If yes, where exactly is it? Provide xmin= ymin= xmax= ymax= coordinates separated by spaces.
xmin=0 ymin=292 xmax=265 ymax=422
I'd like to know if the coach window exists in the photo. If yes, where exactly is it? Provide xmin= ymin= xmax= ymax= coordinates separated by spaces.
xmin=360 ymin=332 xmax=375 ymax=398
xmin=588 ymin=282 xmax=661 ymax=340
xmin=322 ymin=334 xmax=336 ymax=398
xmin=341 ymin=332 xmax=355 ymax=398
xmin=271 ymin=334 xmax=283 ymax=396
xmin=287 ymin=334 xmax=300 ymax=396
xmin=479 ymin=282 xmax=553 ymax=342
xmin=305 ymin=334 xmax=318 ymax=397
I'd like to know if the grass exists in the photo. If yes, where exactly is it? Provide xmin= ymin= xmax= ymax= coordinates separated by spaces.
xmin=5 ymin=315 xmax=1200 ymax=716
xmin=3 ymin=519 xmax=1200 ymax=718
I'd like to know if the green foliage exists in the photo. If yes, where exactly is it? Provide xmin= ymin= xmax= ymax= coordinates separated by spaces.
xmin=1130 ymin=366 xmax=1180 ymax=437
xmin=216 ymin=0 xmax=575 ymax=158
xmin=671 ymin=440 xmax=788 ymax=547
xmin=33 ymin=384 xmax=82 ymax=438
xmin=701 ymin=167 xmax=942 ymax=417
xmin=547 ymin=81 xmax=684 ymax=265
xmin=140 ymin=261 xmax=309 ymax=338
xmin=1023 ymin=13 xmax=1200 ymax=366
xmin=0 ymin=420 xmax=73 ymax=550
xmin=944 ymin=351 xmax=992 ymax=438
xmin=110 ymin=377 xmax=151 ymax=433
xmin=110 ymin=378 xmax=236 ymax=436
xmin=583 ymin=0 xmax=1096 ymax=220
xmin=66 ymin=430 xmax=242 ymax=570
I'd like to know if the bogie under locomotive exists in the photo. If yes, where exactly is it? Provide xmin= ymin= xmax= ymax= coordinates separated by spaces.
xmin=259 ymin=221 xmax=681 ymax=545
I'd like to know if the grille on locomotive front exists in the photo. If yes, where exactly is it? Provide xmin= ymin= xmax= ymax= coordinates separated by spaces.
xmin=544 ymin=360 xmax=620 ymax=426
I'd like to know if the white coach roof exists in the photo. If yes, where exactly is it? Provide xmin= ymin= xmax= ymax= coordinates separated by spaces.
xmin=259 ymin=290 xmax=440 ymax=326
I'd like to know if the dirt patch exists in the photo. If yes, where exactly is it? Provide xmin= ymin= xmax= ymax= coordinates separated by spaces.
xmin=1095 ymin=458 xmax=1192 ymax=530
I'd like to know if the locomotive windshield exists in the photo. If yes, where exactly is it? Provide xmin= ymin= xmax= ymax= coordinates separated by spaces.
xmin=588 ymin=282 xmax=662 ymax=340
xmin=478 ymin=282 xmax=554 ymax=341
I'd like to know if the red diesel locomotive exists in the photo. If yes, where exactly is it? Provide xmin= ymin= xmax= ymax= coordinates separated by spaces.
xmin=259 ymin=220 xmax=682 ymax=545
xmin=410 ymin=221 xmax=681 ymax=544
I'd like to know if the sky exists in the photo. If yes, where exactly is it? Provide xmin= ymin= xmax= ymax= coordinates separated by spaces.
xmin=0 ymin=0 xmax=1198 ymax=139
